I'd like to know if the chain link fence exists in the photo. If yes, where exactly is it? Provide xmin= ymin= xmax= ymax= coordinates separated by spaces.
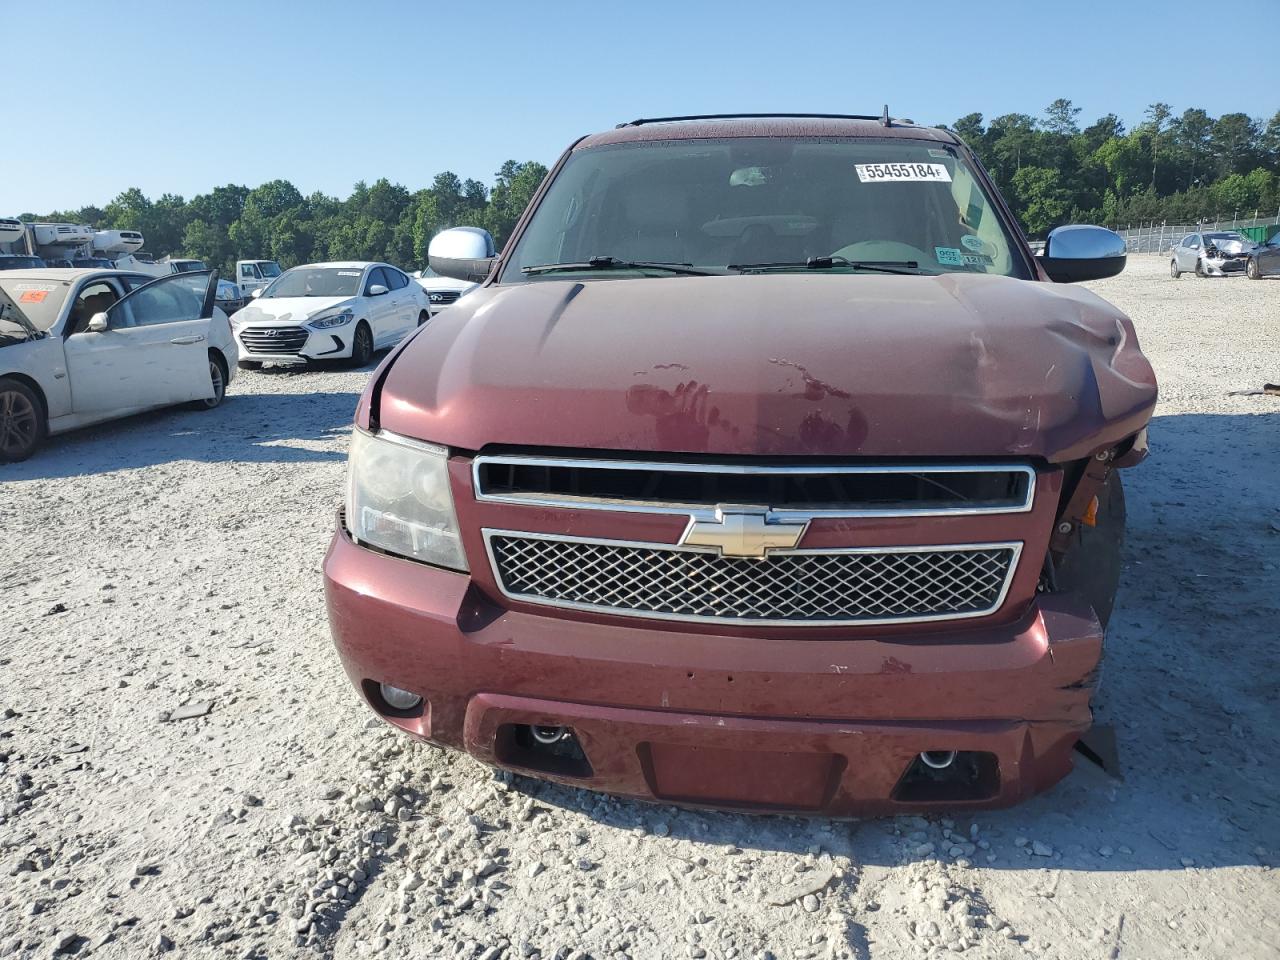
xmin=1113 ymin=212 xmax=1280 ymax=253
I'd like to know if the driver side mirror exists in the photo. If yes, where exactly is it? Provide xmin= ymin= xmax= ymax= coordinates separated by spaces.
xmin=428 ymin=226 xmax=497 ymax=283
xmin=1037 ymin=225 xmax=1126 ymax=283
xmin=86 ymin=312 xmax=109 ymax=333
xmin=250 ymin=288 xmax=263 ymax=299
xmin=368 ymin=284 xmax=389 ymax=297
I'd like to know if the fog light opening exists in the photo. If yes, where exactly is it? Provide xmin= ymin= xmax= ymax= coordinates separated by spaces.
xmin=495 ymin=724 xmax=593 ymax=779
xmin=378 ymin=682 xmax=423 ymax=711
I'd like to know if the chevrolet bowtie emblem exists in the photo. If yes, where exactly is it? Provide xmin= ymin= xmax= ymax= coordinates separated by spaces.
xmin=680 ymin=508 xmax=806 ymax=559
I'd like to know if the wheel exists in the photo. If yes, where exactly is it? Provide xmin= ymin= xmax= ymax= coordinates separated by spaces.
xmin=417 ymin=310 xmax=429 ymax=327
xmin=193 ymin=353 xmax=227 ymax=409
xmin=238 ymin=360 xmax=263 ymax=371
xmin=1247 ymin=258 xmax=1261 ymax=280
xmin=0 ymin=377 xmax=46 ymax=463
xmin=1170 ymin=259 xmax=1180 ymax=279
xmin=1194 ymin=257 xmax=1205 ymax=277
xmin=348 ymin=322 xmax=374 ymax=367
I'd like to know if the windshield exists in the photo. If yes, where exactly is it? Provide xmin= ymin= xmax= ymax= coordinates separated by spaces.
xmin=0 ymin=257 xmax=46 ymax=271
xmin=261 ymin=266 xmax=363 ymax=298
xmin=0 ymin=277 xmax=72 ymax=330
xmin=502 ymin=137 xmax=1028 ymax=281
xmin=1204 ymin=233 xmax=1244 ymax=243
xmin=257 ymin=261 xmax=282 ymax=278
xmin=418 ymin=267 xmax=438 ymax=278
xmin=171 ymin=260 xmax=207 ymax=273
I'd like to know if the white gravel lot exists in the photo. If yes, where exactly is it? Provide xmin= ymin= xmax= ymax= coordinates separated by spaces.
xmin=1 ymin=255 xmax=1277 ymax=960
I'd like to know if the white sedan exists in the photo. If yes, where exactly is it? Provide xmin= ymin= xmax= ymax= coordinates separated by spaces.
xmin=229 ymin=261 xmax=430 ymax=369
xmin=411 ymin=266 xmax=478 ymax=315
xmin=0 ymin=268 xmax=235 ymax=462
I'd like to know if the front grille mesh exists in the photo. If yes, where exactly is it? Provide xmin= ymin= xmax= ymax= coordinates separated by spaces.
xmin=488 ymin=535 xmax=1016 ymax=624
xmin=240 ymin=326 xmax=308 ymax=354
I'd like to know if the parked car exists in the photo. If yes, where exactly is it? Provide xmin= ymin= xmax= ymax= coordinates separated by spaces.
xmin=1245 ymin=231 xmax=1280 ymax=279
xmin=1170 ymin=231 xmax=1255 ymax=277
xmin=323 ymin=114 xmax=1157 ymax=815
xmin=230 ymin=261 xmax=429 ymax=369
xmin=235 ymin=259 xmax=283 ymax=298
xmin=71 ymin=257 xmax=116 ymax=269
xmin=411 ymin=265 xmax=477 ymax=315
xmin=0 ymin=255 xmax=47 ymax=271
xmin=43 ymin=257 xmax=74 ymax=269
xmin=0 ymin=268 xmax=235 ymax=462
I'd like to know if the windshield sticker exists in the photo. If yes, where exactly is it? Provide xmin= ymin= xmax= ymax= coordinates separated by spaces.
xmin=855 ymin=162 xmax=952 ymax=183
xmin=934 ymin=246 xmax=964 ymax=266
xmin=19 ymin=290 xmax=50 ymax=303
xmin=960 ymin=235 xmax=987 ymax=252
xmin=337 ymin=271 xmax=361 ymax=277
xmin=928 ymin=148 xmax=953 ymax=159
xmin=962 ymin=253 xmax=993 ymax=266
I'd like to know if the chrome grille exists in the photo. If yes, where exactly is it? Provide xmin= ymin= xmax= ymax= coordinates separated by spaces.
xmin=429 ymin=291 xmax=461 ymax=306
xmin=485 ymin=531 xmax=1020 ymax=626
xmin=240 ymin=326 xmax=309 ymax=355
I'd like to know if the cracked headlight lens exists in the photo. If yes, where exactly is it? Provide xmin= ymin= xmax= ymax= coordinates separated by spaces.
xmin=346 ymin=427 xmax=467 ymax=571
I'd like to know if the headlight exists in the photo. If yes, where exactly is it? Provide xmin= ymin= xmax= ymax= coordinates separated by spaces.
xmin=346 ymin=427 xmax=467 ymax=571
xmin=309 ymin=309 xmax=353 ymax=329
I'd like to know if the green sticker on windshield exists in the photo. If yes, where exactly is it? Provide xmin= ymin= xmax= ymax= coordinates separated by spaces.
xmin=934 ymin=247 xmax=963 ymax=266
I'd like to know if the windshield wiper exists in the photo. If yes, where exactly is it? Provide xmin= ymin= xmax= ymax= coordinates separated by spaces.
xmin=522 ymin=256 xmax=717 ymax=277
xmin=729 ymin=256 xmax=922 ymax=275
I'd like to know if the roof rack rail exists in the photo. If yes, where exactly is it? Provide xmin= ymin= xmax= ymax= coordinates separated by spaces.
xmin=615 ymin=111 xmax=917 ymax=129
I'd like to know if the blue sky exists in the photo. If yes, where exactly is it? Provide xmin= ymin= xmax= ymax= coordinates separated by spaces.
xmin=3 ymin=0 xmax=1276 ymax=213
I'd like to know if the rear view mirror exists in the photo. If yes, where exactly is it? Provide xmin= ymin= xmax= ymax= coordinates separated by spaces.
xmin=1037 ymin=225 xmax=1127 ymax=283
xmin=86 ymin=312 xmax=108 ymax=333
xmin=428 ymin=227 xmax=497 ymax=283
xmin=368 ymin=284 xmax=389 ymax=297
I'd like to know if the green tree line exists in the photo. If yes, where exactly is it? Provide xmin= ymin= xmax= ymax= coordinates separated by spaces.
xmin=21 ymin=160 xmax=549 ymax=273
xmin=19 ymin=101 xmax=1280 ymax=262
xmin=948 ymin=100 xmax=1280 ymax=234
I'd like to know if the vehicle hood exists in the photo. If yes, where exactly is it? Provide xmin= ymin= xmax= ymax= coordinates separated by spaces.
xmin=1206 ymin=238 xmax=1254 ymax=256
xmin=375 ymin=273 xmax=1157 ymax=462
xmin=232 ymin=295 xmax=353 ymax=324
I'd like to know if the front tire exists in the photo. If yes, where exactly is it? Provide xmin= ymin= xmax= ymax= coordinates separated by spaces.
xmin=348 ymin=322 xmax=374 ymax=367
xmin=1195 ymin=257 xmax=1206 ymax=278
xmin=193 ymin=353 xmax=228 ymax=410
xmin=1170 ymin=259 xmax=1181 ymax=279
xmin=417 ymin=310 xmax=429 ymax=327
xmin=0 ymin=377 xmax=46 ymax=463
xmin=1247 ymin=258 xmax=1261 ymax=280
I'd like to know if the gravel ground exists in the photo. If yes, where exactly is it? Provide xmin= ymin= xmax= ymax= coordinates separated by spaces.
xmin=1 ymin=255 xmax=1277 ymax=960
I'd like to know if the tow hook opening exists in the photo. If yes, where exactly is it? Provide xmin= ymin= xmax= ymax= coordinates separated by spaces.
xmin=892 ymin=750 xmax=1000 ymax=804
xmin=496 ymin=723 xmax=593 ymax=779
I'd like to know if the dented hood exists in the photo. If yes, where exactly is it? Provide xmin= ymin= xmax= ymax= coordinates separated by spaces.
xmin=375 ymin=273 xmax=1156 ymax=462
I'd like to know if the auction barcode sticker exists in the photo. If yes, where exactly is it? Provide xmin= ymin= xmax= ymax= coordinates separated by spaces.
xmin=855 ymin=162 xmax=952 ymax=183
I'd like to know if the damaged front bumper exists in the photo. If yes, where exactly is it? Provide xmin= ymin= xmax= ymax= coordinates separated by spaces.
xmin=323 ymin=522 xmax=1104 ymax=815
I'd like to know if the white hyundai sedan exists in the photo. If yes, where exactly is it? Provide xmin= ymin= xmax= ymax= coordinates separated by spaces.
xmin=0 ymin=268 xmax=235 ymax=462
xmin=229 ymin=262 xmax=430 ymax=369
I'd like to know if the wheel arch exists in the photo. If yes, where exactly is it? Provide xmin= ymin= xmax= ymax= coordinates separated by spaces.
xmin=0 ymin=371 xmax=49 ymax=422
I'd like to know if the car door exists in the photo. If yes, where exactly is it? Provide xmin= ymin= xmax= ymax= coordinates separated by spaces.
xmin=1182 ymin=234 xmax=1203 ymax=270
xmin=1261 ymin=235 xmax=1280 ymax=275
xmin=362 ymin=266 xmax=395 ymax=346
xmin=238 ymin=261 xmax=262 ymax=295
xmin=383 ymin=266 xmax=415 ymax=339
xmin=63 ymin=271 xmax=218 ymax=414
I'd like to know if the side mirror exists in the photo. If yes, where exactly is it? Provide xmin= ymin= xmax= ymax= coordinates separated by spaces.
xmin=86 ymin=312 xmax=109 ymax=333
xmin=428 ymin=226 xmax=496 ymax=283
xmin=250 ymin=288 xmax=263 ymax=299
xmin=1038 ymin=225 xmax=1126 ymax=283
xmin=368 ymin=284 xmax=389 ymax=297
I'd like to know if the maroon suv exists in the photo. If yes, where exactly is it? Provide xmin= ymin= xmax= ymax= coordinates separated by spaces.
xmin=324 ymin=114 xmax=1156 ymax=814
